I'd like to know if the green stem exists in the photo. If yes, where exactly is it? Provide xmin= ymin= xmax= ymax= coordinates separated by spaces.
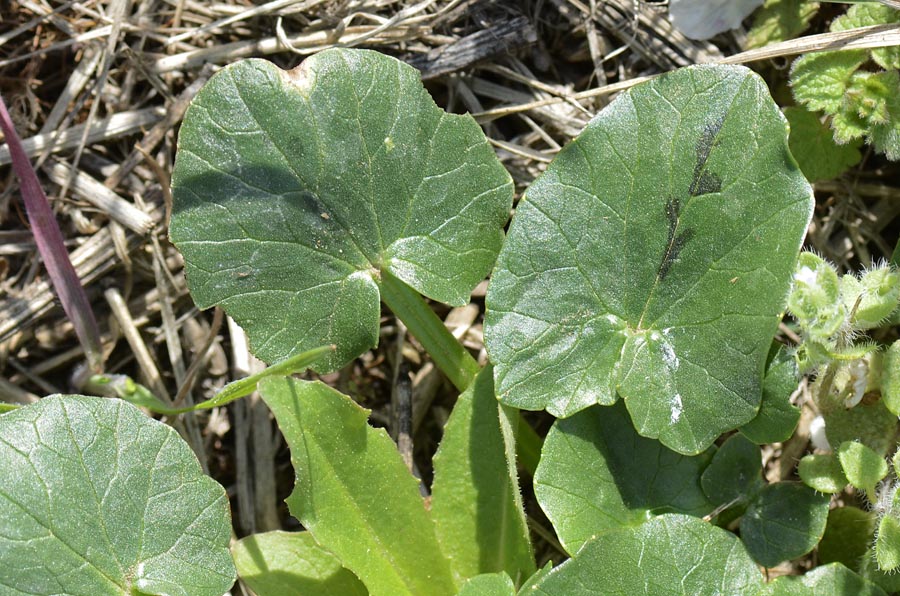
xmin=379 ymin=271 xmax=543 ymax=475
xmin=379 ymin=271 xmax=480 ymax=392
xmin=90 ymin=344 xmax=335 ymax=415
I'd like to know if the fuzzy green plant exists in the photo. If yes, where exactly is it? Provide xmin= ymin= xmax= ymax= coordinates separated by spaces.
xmin=788 ymin=251 xmax=900 ymax=575
xmin=790 ymin=3 xmax=900 ymax=160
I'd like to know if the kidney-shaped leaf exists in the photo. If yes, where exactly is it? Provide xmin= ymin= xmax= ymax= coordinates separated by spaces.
xmin=170 ymin=49 xmax=512 ymax=370
xmin=526 ymin=514 xmax=763 ymax=595
xmin=485 ymin=64 xmax=813 ymax=454
xmin=533 ymin=401 xmax=713 ymax=554
xmin=0 ymin=395 xmax=235 ymax=596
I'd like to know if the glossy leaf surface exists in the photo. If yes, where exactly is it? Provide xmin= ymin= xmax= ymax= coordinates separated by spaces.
xmin=259 ymin=376 xmax=456 ymax=596
xmin=525 ymin=514 xmax=763 ymax=595
xmin=533 ymin=401 xmax=713 ymax=554
xmin=485 ymin=64 xmax=813 ymax=454
xmin=232 ymin=531 xmax=366 ymax=596
xmin=0 ymin=396 xmax=235 ymax=596
xmin=430 ymin=366 xmax=534 ymax=584
xmin=171 ymin=49 xmax=512 ymax=370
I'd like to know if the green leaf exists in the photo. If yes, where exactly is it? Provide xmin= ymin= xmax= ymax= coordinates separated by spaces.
xmin=876 ymin=514 xmax=900 ymax=572
xmin=764 ymin=563 xmax=887 ymax=596
xmin=784 ymin=106 xmax=861 ymax=182
xmin=700 ymin=434 xmax=763 ymax=506
xmin=170 ymin=49 xmax=512 ymax=371
xmin=457 ymin=573 xmax=516 ymax=596
xmin=868 ymin=80 xmax=900 ymax=160
xmin=746 ymin=0 xmax=820 ymax=50
xmin=861 ymin=547 xmax=900 ymax=593
xmin=823 ymin=399 xmax=898 ymax=456
xmin=231 ymin=531 xmax=366 ymax=596
xmin=791 ymin=50 xmax=867 ymax=114
xmin=485 ymin=64 xmax=813 ymax=454
xmin=741 ymin=482 xmax=830 ymax=567
xmin=430 ymin=365 xmax=534 ymax=584
xmin=259 ymin=377 xmax=457 ymax=596
xmin=0 ymin=395 xmax=235 ymax=596
xmin=798 ymin=453 xmax=848 ymax=494
xmin=838 ymin=441 xmax=889 ymax=495
xmin=517 ymin=562 xmax=553 ymax=594
xmin=843 ymin=266 xmax=900 ymax=331
xmin=819 ymin=507 xmax=877 ymax=571
xmin=740 ymin=346 xmax=801 ymax=443
xmin=533 ymin=401 xmax=713 ymax=554
xmin=525 ymin=514 xmax=763 ymax=596
xmin=831 ymin=3 xmax=900 ymax=70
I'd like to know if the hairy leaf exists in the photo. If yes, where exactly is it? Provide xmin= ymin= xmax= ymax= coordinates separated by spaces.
xmin=791 ymin=50 xmax=867 ymax=114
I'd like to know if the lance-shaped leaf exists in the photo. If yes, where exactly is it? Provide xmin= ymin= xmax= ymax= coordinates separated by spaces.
xmin=170 ymin=49 xmax=512 ymax=371
xmin=232 ymin=531 xmax=366 ymax=596
xmin=525 ymin=514 xmax=763 ymax=595
xmin=533 ymin=401 xmax=714 ymax=554
xmin=258 ymin=376 xmax=457 ymax=596
xmin=0 ymin=395 xmax=235 ymax=596
xmin=485 ymin=64 xmax=813 ymax=454
xmin=430 ymin=365 xmax=534 ymax=584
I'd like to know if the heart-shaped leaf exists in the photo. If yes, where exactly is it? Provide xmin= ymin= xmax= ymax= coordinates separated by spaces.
xmin=231 ymin=531 xmax=366 ymax=596
xmin=533 ymin=401 xmax=713 ymax=554
xmin=258 ymin=376 xmax=457 ymax=596
xmin=430 ymin=366 xmax=534 ymax=584
xmin=170 ymin=49 xmax=512 ymax=371
xmin=0 ymin=395 xmax=235 ymax=596
xmin=524 ymin=514 xmax=763 ymax=595
xmin=485 ymin=64 xmax=813 ymax=454
xmin=741 ymin=482 xmax=829 ymax=567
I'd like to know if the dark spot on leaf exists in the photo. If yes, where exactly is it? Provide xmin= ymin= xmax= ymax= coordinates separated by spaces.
xmin=689 ymin=117 xmax=724 ymax=197
xmin=659 ymin=195 xmax=694 ymax=281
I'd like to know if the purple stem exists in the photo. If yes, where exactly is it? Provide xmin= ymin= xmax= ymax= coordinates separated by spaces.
xmin=0 ymin=94 xmax=104 ymax=374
